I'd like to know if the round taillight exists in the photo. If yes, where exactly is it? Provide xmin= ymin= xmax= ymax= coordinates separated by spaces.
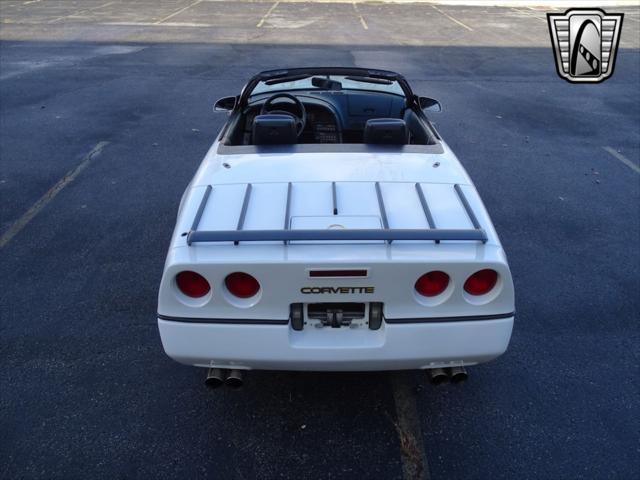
xmin=225 ymin=272 xmax=260 ymax=298
xmin=464 ymin=269 xmax=498 ymax=296
xmin=175 ymin=271 xmax=210 ymax=298
xmin=415 ymin=271 xmax=450 ymax=297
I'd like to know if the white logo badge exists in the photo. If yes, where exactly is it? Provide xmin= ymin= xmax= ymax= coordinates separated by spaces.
xmin=547 ymin=8 xmax=624 ymax=83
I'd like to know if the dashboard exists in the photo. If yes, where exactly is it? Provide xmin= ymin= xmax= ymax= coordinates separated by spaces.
xmin=243 ymin=102 xmax=339 ymax=144
xmin=303 ymin=107 xmax=340 ymax=143
xmin=243 ymin=90 xmax=407 ymax=144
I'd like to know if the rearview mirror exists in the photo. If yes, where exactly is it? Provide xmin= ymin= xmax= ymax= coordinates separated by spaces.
xmin=311 ymin=77 xmax=342 ymax=90
xmin=213 ymin=96 xmax=237 ymax=112
xmin=418 ymin=97 xmax=442 ymax=112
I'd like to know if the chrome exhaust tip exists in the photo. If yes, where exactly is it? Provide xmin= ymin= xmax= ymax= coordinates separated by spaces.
xmin=448 ymin=366 xmax=468 ymax=383
xmin=205 ymin=368 xmax=225 ymax=388
xmin=225 ymin=369 xmax=244 ymax=389
xmin=427 ymin=367 xmax=449 ymax=385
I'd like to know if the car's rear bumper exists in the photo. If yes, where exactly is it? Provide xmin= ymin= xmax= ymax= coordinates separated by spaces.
xmin=157 ymin=315 xmax=514 ymax=371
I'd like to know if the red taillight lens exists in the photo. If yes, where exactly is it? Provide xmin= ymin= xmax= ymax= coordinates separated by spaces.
xmin=415 ymin=271 xmax=450 ymax=297
xmin=225 ymin=272 xmax=260 ymax=298
xmin=175 ymin=271 xmax=210 ymax=298
xmin=464 ymin=269 xmax=498 ymax=296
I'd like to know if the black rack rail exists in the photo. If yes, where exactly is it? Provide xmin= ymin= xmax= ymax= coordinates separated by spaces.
xmin=186 ymin=183 xmax=487 ymax=245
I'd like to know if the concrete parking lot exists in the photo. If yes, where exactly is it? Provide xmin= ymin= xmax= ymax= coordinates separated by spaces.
xmin=1 ymin=1 xmax=639 ymax=479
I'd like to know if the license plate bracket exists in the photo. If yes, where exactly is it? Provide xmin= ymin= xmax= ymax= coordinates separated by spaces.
xmin=307 ymin=302 xmax=366 ymax=328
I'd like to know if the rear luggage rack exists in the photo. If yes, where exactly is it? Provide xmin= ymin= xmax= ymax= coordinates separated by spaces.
xmin=187 ymin=182 xmax=487 ymax=245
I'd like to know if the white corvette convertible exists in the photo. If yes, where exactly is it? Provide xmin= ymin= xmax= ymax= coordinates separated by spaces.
xmin=157 ymin=68 xmax=514 ymax=387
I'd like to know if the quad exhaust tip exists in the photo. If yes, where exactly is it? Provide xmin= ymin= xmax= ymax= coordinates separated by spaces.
xmin=205 ymin=368 xmax=225 ymax=388
xmin=449 ymin=366 xmax=468 ymax=383
xmin=225 ymin=369 xmax=244 ymax=389
xmin=426 ymin=366 xmax=468 ymax=385
xmin=205 ymin=368 xmax=244 ymax=388
xmin=427 ymin=367 xmax=449 ymax=385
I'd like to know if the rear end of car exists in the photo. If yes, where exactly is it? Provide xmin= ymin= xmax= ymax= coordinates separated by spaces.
xmin=157 ymin=180 xmax=515 ymax=371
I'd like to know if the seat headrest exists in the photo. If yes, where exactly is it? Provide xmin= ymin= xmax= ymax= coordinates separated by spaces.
xmin=363 ymin=118 xmax=408 ymax=145
xmin=253 ymin=114 xmax=297 ymax=145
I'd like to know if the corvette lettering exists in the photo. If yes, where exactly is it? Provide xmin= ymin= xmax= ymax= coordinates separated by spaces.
xmin=301 ymin=287 xmax=375 ymax=294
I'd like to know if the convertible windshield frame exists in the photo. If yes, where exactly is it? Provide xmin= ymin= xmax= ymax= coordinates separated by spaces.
xmin=251 ymin=75 xmax=405 ymax=97
xmin=238 ymin=67 xmax=418 ymax=108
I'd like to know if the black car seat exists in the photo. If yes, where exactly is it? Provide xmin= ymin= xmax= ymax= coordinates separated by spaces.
xmin=363 ymin=118 xmax=408 ymax=145
xmin=253 ymin=114 xmax=297 ymax=145
xmin=403 ymin=109 xmax=429 ymax=145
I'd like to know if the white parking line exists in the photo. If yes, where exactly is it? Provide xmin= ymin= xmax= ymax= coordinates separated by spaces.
xmin=602 ymin=147 xmax=640 ymax=174
xmin=352 ymin=2 xmax=368 ymax=30
xmin=0 ymin=142 xmax=109 ymax=249
xmin=510 ymin=7 xmax=546 ymax=22
xmin=105 ymin=22 xmax=213 ymax=28
xmin=155 ymin=0 xmax=202 ymax=25
xmin=431 ymin=5 xmax=473 ymax=32
xmin=47 ymin=1 xmax=115 ymax=24
xmin=256 ymin=1 xmax=280 ymax=28
xmin=391 ymin=374 xmax=430 ymax=480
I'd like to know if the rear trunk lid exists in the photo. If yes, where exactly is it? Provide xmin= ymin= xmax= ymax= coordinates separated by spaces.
xmin=173 ymin=180 xmax=499 ymax=247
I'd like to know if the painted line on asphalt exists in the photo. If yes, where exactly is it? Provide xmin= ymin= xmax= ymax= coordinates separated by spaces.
xmin=391 ymin=373 xmax=430 ymax=480
xmin=155 ymin=0 xmax=202 ymax=25
xmin=431 ymin=5 xmax=473 ymax=31
xmin=105 ymin=21 xmax=213 ymax=27
xmin=47 ymin=1 xmax=115 ymax=24
xmin=602 ymin=146 xmax=640 ymax=174
xmin=352 ymin=2 xmax=368 ymax=30
xmin=510 ymin=7 xmax=545 ymax=22
xmin=256 ymin=1 xmax=280 ymax=28
xmin=0 ymin=142 xmax=109 ymax=249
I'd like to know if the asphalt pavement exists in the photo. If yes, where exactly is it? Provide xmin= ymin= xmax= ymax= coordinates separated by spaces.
xmin=1 ymin=1 xmax=639 ymax=479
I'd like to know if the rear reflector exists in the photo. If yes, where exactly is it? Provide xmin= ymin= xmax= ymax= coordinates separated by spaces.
xmin=309 ymin=270 xmax=368 ymax=278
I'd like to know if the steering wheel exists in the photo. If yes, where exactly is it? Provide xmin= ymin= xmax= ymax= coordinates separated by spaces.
xmin=260 ymin=93 xmax=307 ymax=137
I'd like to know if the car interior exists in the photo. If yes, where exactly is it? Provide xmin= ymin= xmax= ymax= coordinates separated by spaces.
xmin=223 ymin=90 xmax=436 ymax=146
